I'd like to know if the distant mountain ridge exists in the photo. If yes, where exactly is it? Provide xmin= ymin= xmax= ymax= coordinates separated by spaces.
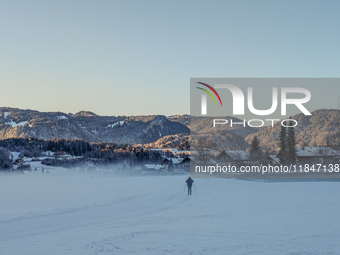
xmin=0 ymin=108 xmax=338 ymax=150
xmin=0 ymin=107 xmax=189 ymax=144
xmin=167 ymin=115 xmax=260 ymax=150
xmin=168 ymin=110 xmax=340 ymax=151
xmin=245 ymin=109 xmax=340 ymax=151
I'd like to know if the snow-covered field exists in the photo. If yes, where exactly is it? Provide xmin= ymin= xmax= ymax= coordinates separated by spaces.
xmin=1 ymin=174 xmax=340 ymax=255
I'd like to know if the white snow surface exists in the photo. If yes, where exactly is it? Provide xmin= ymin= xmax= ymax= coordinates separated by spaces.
xmin=1 ymin=175 xmax=340 ymax=254
xmin=107 ymin=123 xmax=119 ymax=128
xmin=296 ymin=146 xmax=338 ymax=157
xmin=107 ymin=121 xmax=124 ymax=128
xmin=5 ymin=119 xmax=28 ymax=127
xmin=57 ymin=116 xmax=68 ymax=120
xmin=3 ymin=111 xmax=10 ymax=118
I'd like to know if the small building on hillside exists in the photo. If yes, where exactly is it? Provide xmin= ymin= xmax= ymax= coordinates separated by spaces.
xmin=15 ymin=154 xmax=26 ymax=166
xmin=296 ymin=146 xmax=339 ymax=164
xmin=176 ymin=157 xmax=193 ymax=172
xmin=53 ymin=151 xmax=68 ymax=159
xmin=161 ymin=158 xmax=171 ymax=166
xmin=268 ymin=155 xmax=280 ymax=165
xmin=215 ymin=150 xmax=250 ymax=165
xmin=143 ymin=164 xmax=167 ymax=173
xmin=161 ymin=158 xmax=174 ymax=171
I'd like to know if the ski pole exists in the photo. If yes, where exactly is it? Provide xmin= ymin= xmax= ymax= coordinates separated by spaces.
xmin=182 ymin=183 xmax=186 ymax=194
xmin=194 ymin=183 xmax=197 ymax=194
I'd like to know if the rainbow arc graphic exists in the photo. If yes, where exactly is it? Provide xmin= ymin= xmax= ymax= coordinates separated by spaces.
xmin=196 ymin=82 xmax=223 ymax=106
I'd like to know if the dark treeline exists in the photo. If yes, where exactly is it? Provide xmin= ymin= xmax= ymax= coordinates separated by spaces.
xmin=0 ymin=137 xmax=92 ymax=157
xmin=42 ymin=148 xmax=163 ymax=168
xmin=0 ymin=148 xmax=12 ymax=170
xmin=0 ymin=138 xmax=165 ymax=170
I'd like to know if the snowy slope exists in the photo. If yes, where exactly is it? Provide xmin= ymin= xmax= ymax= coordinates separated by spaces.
xmin=1 ymin=174 xmax=340 ymax=254
xmin=0 ymin=107 xmax=190 ymax=144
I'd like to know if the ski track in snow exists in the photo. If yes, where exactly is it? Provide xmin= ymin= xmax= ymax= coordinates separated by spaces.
xmin=1 ymin=175 xmax=340 ymax=255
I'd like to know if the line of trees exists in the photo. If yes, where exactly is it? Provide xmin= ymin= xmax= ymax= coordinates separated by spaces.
xmin=0 ymin=137 xmax=165 ymax=170
xmin=277 ymin=118 xmax=297 ymax=164
xmin=0 ymin=148 xmax=12 ymax=170
xmin=0 ymin=137 xmax=92 ymax=157
xmin=249 ymin=118 xmax=297 ymax=165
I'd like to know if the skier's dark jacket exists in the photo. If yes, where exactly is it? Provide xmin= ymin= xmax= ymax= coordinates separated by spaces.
xmin=186 ymin=177 xmax=194 ymax=187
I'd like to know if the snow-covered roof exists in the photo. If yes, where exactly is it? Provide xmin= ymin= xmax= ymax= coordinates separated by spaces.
xmin=144 ymin=164 xmax=164 ymax=170
xmin=296 ymin=147 xmax=338 ymax=157
xmin=166 ymin=157 xmax=183 ymax=164
xmin=208 ymin=150 xmax=220 ymax=156
xmin=268 ymin=155 xmax=280 ymax=164
xmin=10 ymin=152 xmax=20 ymax=162
xmin=188 ymin=156 xmax=215 ymax=164
xmin=225 ymin=150 xmax=249 ymax=161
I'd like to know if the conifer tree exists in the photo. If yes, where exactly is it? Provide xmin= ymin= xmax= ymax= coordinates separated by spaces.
xmin=277 ymin=124 xmax=287 ymax=164
xmin=286 ymin=118 xmax=297 ymax=163
xmin=250 ymin=136 xmax=262 ymax=160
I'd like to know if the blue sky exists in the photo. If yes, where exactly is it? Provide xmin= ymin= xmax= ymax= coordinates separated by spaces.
xmin=0 ymin=0 xmax=339 ymax=116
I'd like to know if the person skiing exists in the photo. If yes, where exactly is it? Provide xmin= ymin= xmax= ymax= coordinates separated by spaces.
xmin=186 ymin=177 xmax=194 ymax=195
